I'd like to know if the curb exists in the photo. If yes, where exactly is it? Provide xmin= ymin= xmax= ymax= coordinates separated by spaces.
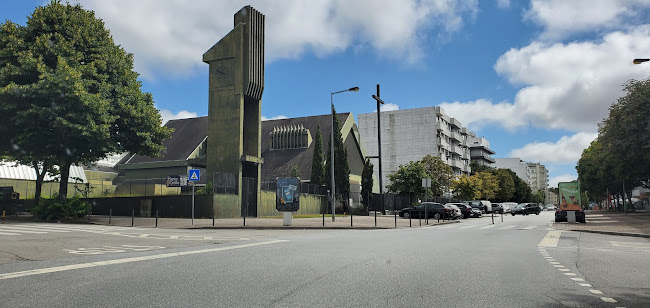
xmin=567 ymin=229 xmax=650 ymax=239
xmin=187 ymin=221 xmax=460 ymax=230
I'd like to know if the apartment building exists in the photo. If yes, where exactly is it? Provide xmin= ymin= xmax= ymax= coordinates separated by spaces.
xmin=493 ymin=158 xmax=532 ymax=187
xmin=468 ymin=133 xmax=496 ymax=166
xmin=358 ymin=106 xmax=471 ymax=192
xmin=527 ymin=162 xmax=549 ymax=192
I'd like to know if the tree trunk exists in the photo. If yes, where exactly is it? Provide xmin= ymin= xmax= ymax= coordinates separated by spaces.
xmin=58 ymin=161 xmax=72 ymax=201
xmin=31 ymin=161 xmax=49 ymax=207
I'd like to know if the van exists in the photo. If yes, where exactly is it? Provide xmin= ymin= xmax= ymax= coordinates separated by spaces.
xmin=469 ymin=200 xmax=492 ymax=214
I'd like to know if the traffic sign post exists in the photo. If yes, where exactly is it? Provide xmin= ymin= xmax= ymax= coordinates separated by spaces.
xmin=188 ymin=169 xmax=201 ymax=225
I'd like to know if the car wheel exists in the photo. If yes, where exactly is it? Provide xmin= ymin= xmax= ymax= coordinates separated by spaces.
xmin=403 ymin=212 xmax=410 ymax=219
xmin=433 ymin=212 xmax=441 ymax=220
xmin=535 ymin=211 xmax=540 ymax=215
xmin=511 ymin=213 xmax=515 ymax=216
xmin=462 ymin=213 xmax=467 ymax=219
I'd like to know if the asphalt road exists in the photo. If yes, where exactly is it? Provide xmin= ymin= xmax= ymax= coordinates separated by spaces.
xmin=1 ymin=212 xmax=648 ymax=307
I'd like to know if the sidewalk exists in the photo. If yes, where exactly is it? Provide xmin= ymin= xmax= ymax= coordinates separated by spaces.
xmin=3 ymin=213 xmax=459 ymax=230
xmin=552 ymin=210 xmax=650 ymax=238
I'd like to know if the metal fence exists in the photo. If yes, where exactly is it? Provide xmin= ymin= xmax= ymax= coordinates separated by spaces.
xmin=212 ymin=172 xmax=237 ymax=194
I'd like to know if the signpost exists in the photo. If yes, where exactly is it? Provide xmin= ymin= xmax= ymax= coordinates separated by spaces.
xmin=188 ymin=169 xmax=200 ymax=225
xmin=276 ymin=177 xmax=300 ymax=226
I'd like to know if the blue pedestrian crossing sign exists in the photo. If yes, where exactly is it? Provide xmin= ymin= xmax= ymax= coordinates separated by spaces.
xmin=188 ymin=169 xmax=200 ymax=181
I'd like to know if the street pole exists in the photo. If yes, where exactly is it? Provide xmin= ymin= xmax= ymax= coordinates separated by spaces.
xmin=331 ymin=94 xmax=336 ymax=222
xmin=376 ymin=84 xmax=384 ymax=215
xmin=192 ymin=183 xmax=195 ymax=225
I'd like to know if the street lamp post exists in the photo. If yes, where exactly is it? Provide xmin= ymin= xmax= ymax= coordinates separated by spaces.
xmin=330 ymin=87 xmax=359 ymax=222
xmin=633 ymin=58 xmax=649 ymax=64
xmin=371 ymin=85 xmax=385 ymax=218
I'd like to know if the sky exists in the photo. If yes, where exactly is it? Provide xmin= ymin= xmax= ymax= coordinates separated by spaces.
xmin=3 ymin=0 xmax=650 ymax=188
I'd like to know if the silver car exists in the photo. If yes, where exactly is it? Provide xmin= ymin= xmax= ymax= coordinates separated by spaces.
xmin=444 ymin=203 xmax=463 ymax=220
xmin=501 ymin=202 xmax=518 ymax=213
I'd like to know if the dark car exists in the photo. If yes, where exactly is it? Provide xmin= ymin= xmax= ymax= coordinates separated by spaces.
xmin=451 ymin=203 xmax=473 ymax=219
xmin=555 ymin=210 xmax=586 ymax=223
xmin=491 ymin=203 xmax=504 ymax=214
xmin=399 ymin=202 xmax=451 ymax=220
xmin=511 ymin=203 xmax=540 ymax=215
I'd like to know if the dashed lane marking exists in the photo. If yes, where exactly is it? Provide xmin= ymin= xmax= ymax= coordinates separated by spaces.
xmin=570 ymin=278 xmax=585 ymax=282
xmin=579 ymin=283 xmax=592 ymax=287
xmin=564 ymin=273 xmax=577 ymax=276
xmin=0 ymin=231 xmax=20 ymax=235
xmin=459 ymin=225 xmax=480 ymax=229
xmin=589 ymin=290 xmax=604 ymax=295
xmin=0 ymin=228 xmax=47 ymax=234
xmin=0 ymin=239 xmax=288 ymax=280
xmin=522 ymin=225 xmax=537 ymax=230
xmin=479 ymin=225 xmax=497 ymax=229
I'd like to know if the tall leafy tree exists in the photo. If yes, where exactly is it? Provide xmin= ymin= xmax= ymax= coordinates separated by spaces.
xmin=490 ymin=168 xmax=515 ymax=202
xmin=361 ymin=158 xmax=374 ymax=210
xmin=387 ymin=161 xmax=428 ymax=202
xmin=0 ymin=1 xmax=170 ymax=201
xmin=420 ymin=154 xmax=453 ymax=196
xmin=309 ymin=124 xmax=325 ymax=185
xmin=451 ymin=174 xmax=481 ymax=201
xmin=324 ymin=107 xmax=350 ymax=202
xmin=470 ymin=160 xmax=493 ymax=175
xmin=475 ymin=171 xmax=499 ymax=200
xmin=505 ymin=169 xmax=532 ymax=203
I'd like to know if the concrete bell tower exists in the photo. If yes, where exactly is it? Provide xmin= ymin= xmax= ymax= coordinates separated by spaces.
xmin=203 ymin=6 xmax=264 ymax=216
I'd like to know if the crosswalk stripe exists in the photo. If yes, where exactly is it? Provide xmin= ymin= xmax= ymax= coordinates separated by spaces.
xmin=437 ymin=225 xmax=458 ymax=229
xmin=500 ymin=225 xmax=516 ymax=229
xmin=0 ymin=231 xmax=21 ymax=235
xmin=479 ymin=225 xmax=497 ymax=229
xmin=522 ymin=226 xmax=537 ymax=230
xmin=459 ymin=225 xmax=479 ymax=229
xmin=0 ymin=226 xmax=70 ymax=233
xmin=0 ymin=228 xmax=47 ymax=234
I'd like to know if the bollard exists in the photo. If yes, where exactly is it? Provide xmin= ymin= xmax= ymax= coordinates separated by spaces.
xmin=212 ymin=207 xmax=215 ymax=227
xmin=131 ymin=210 xmax=134 ymax=227
xmin=491 ymin=213 xmax=494 ymax=224
xmin=351 ymin=212 xmax=353 ymax=227
xmin=375 ymin=210 xmax=377 ymax=227
xmin=419 ymin=211 xmax=421 ymax=226
xmin=109 ymin=209 xmax=112 ymax=225
xmin=155 ymin=210 xmax=159 ymax=228
xmin=425 ymin=205 xmax=428 ymax=225
xmin=501 ymin=211 xmax=503 ymax=222
xmin=394 ymin=212 xmax=397 ymax=229
xmin=322 ymin=210 xmax=325 ymax=227
xmin=409 ymin=213 xmax=412 ymax=227
xmin=2 ymin=210 xmax=5 ymax=224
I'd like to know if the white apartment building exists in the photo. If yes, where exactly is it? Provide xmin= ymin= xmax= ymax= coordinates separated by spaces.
xmin=527 ymin=162 xmax=549 ymax=192
xmin=493 ymin=158 xmax=532 ymax=187
xmin=358 ymin=106 xmax=471 ymax=192
xmin=468 ymin=133 xmax=496 ymax=166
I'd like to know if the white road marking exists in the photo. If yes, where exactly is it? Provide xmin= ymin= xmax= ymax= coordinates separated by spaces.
xmin=479 ymin=225 xmax=497 ymax=229
xmin=500 ymin=225 xmax=516 ymax=229
xmin=549 ymin=261 xmax=560 ymax=264
xmin=7 ymin=226 xmax=71 ymax=232
xmin=0 ymin=231 xmax=21 ymax=235
xmin=538 ymin=230 xmax=562 ymax=247
xmin=589 ymin=290 xmax=604 ymax=295
xmin=601 ymin=297 xmax=618 ymax=303
xmin=459 ymin=225 xmax=479 ymax=229
xmin=553 ymin=265 xmax=565 ymax=268
xmin=522 ymin=226 xmax=537 ymax=230
xmin=559 ymin=269 xmax=570 ymax=271
xmin=579 ymin=283 xmax=592 ymax=287
xmin=0 ymin=239 xmax=288 ymax=280
xmin=564 ymin=273 xmax=577 ymax=276
xmin=0 ymin=228 xmax=47 ymax=234
xmin=570 ymin=278 xmax=585 ymax=282
xmin=437 ymin=225 xmax=458 ymax=229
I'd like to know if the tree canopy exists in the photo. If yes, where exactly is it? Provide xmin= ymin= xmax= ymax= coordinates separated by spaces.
xmin=309 ymin=124 xmax=326 ymax=185
xmin=325 ymin=107 xmax=350 ymax=202
xmin=0 ymin=1 xmax=170 ymax=201
xmin=386 ymin=161 xmax=427 ymax=201
xmin=420 ymin=154 xmax=454 ymax=197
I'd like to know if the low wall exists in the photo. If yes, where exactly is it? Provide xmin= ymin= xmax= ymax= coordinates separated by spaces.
xmin=258 ymin=191 xmax=326 ymax=217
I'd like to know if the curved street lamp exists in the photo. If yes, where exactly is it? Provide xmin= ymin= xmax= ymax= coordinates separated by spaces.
xmin=330 ymin=87 xmax=359 ymax=222
xmin=633 ymin=59 xmax=649 ymax=64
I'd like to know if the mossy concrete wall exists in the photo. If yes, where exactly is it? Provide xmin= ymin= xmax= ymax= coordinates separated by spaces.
xmin=213 ymin=194 xmax=240 ymax=218
xmin=258 ymin=190 xmax=326 ymax=217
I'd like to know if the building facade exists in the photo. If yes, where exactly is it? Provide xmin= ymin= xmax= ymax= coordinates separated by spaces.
xmin=468 ymin=133 xmax=496 ymax=166
xmin=358 ymin=106 xmax=471 ymax=192
xmin=527 ymin=162 xmax=549 ymax=192
xmin=493 ymin=158 xmax=532 ymax=187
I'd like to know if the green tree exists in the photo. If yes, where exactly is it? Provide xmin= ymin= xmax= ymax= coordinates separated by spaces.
xmin=490 ymin=168 xmax=515 ymax=202
xmin=309 ymin=124 xmax=326 ymax=185
xmin=475 ymin=171 xmax=499 ymax=200
xmin=386 ymin=161 xmax=427 ymax=202
xmin=324 ymin=107 xmax=350 ymax=202
xmin=290 ymin=165 xmax=300 ymax=178
xmin=0 ymin=1 xmax=171 ymax=201
xmin=420 ymin=154 xmax=453 ymax=196
xmin=531 ymin=190 xmax=545 ymax=204
xmin=576 ymin=140 xmax=612 ymax=202
xmin=505 ymin=169 xmax=532 ymax=203
xmin=470 ymin=160 xmax=493 ymax=175
xmin=361 ymin=158 xmax=374 ymax=210
xmin=451 ymin=174 xmax=481 ymax=201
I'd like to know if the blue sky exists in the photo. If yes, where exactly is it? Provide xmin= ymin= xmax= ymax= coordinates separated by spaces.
xmin=3 ymin=0 xmax=650 ymax=187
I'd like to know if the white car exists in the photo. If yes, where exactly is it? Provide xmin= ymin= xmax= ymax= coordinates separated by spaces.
xmin=444 ymin=203 xmax=463 ymax=220
xmin=501 ymin=202 xmax=518 ymax=213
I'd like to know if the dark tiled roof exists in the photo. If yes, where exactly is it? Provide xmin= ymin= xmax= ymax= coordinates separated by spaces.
xmin=260 ymin=113 xmax=349 ymax=181
xmin=125 ymin=117 xmax=208 ymax=164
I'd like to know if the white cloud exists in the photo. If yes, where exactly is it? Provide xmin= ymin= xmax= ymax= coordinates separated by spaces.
xmin=261 ymin=115 xmax=288 ymax=121
xmin=75 ymin=0 xmax=478 ymax=79
xmin=497 ymin=0 xmax=510 ymax=9
xmin=159 ymin=109 xmax=198 ymax=125
xmin=380 ymin=103 xmax=400 ymax=112
xmin=509 ymin=132 xmax=597 ymax=164
xmin=439 ymin=26 xmax=650 ymax=133
xmin=549 ymin=174 xmax=577 ymax=188
xmin=525 ymin=0 xmax=650 ymax=40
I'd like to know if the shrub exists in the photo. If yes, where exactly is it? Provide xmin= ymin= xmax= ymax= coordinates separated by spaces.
xmin=32 ymin=195 xmax=89 ymax=221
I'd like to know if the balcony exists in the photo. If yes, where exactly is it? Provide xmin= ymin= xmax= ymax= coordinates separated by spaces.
xmin=450 ymin=131 xmax=462 ymax=141
xmin=435 ymin=122 xmax=443 ymax=131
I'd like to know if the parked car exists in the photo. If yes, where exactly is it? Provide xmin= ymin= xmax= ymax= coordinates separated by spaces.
xmin=511 ymin=203 xmax=541 ymax=215
xmin=445 ymin=203 xmax=463 ymax=220
xmin=545 ymin=204 xmax=556 ymax=211
xmin=501 ymin=202 xmax=517 ymax=213
xmin=491 ymin=203 xmax=504 ymax=214
xmin=399 ymin=202 xmax=451 ymax=220
xmin=468 ymin=200 xmax=492 ymax=213
xmin=555 ymin=210 xmax=586 ymax=223
xmin=450 ymin=203 xmax=473 ymax=219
